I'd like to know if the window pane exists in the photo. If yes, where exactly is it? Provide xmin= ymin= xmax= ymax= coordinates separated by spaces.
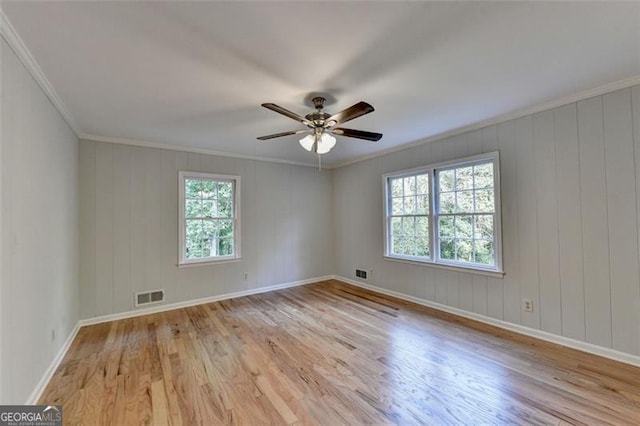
xmin=456 ymin=239 xmax=473 ymax=262
xmin=439 ymin=216 xmax=454 ymax=238
xmin=440 ymin=239 xmax=455 ymax=260
xmin=439 ymin=170 xmax=454 ymax=192
xmin=416 ymin=237 xmax=430 ymax=257
xmin=391 ymin=217 xmax=402 ymax=236
xmin=455 ymin=215 xmax=473 ymax=239
xmin=474 ymin=163 xmax=494 ymax=189
xmin=218 ymin=237 xmax=234 ymax=256
xmin=474 ymin=189 xmax=494 ymax=213
xmin=218 ymin=219 xmax=234 ymax=239
xmin=455 ymin=167 xmax=473 ymax=190
xmin=403 ymin=238 xmax=416 ymax=256
xmin=202 ymin=220 xmax=219 ymax=257
xmin=474 ymin=215 xmax=494 ymax=240
xmin=201 ymin=180 xmax=216 ymax=199
xmin=392 ymin=235 xmax=405 ymax=254
xmin=217 ymin=197 xmax=232 ymax=218
xmin=185 ymin=199 xmax=201 ymax=218
xmin=474 ymin=240 xmax=494 ymax=265
xmin=392 ymin=197 xmax=403 ymax=215
xmin=439 ymin=193 xmax=455 ymax=214
xmin=185 ymin=219 xmax=204 ymax=259
xmin=456 ymin=190 xmax=474 ymax=213
xmin=218 ymin=182 xmax=233 ymax=199
xmin=417 ymin=174 xmax=429 ymax=195
xmin=391 ymin=178 xmax=403 ymax=197
xmin=416 ymin=195 xmax=429 ymax=214
xmin=202 ymin=200 xmax=216 ymax=218
xmin=404 ymin=196 xmax=416 ymax=215
xmin=403 ymin=176 xmax=416 ymax=196
xmin=416 ymin=217 xmax=429 ymax=237
xmin=185 ymin=179 xmax=203 ymax=198
xmin=402 ymin=217 xmax=415 ymax=237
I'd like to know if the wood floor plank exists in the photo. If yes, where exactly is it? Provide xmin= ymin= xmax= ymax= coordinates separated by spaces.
xmin=40 ymin=280 xmax=640 ymax=425
xmin=151 ymin=380 xmax=169 ymax=426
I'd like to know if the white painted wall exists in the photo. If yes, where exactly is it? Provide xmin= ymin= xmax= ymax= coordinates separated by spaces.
xmin=0 ymin=34 xmax=4 ymax=405
xmin=1 ymin=37 xmax=79 ymax=403
xmin=333 ymin=86 xmax=640 ymax=358
xmin=79 ymin=140 xmax=333 ymax=318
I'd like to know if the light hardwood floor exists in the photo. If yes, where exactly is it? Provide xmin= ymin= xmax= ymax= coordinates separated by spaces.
xmin=40 ymin=280 xmax=640 ymax=425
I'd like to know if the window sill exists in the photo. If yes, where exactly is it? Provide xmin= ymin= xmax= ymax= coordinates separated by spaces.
xmin=178 ymin=257 xmax=242 ymax=268
xmin=383 ymin=255 xmax=504 ymax=278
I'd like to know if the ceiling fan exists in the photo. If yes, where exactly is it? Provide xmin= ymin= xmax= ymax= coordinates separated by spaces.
xmin=257 ymin=96 xmax=382 ymax=155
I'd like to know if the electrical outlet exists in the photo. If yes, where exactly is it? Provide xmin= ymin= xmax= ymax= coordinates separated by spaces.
xmin=243 ymin=272 xmax=248 ymax=280
xmin=51 ymin=329 xmax=56 ymax=342
xmin=522 ymin=298 xmax=533 ymax=312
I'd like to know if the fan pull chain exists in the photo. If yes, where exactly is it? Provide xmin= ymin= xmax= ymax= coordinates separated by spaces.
xmin=318 ymin=154 xmax=322 ymax=171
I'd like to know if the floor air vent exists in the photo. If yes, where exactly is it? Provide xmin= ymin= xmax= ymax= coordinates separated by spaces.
xmin=135 ymin=289 xmax=164 ymax=307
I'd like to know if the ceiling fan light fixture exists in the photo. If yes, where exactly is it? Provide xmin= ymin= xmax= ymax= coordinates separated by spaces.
xmin=316 ymin=133 xmax=336 ymax=154
xmin=260 ymin=97 xmax=381 ymax=158
xmin=299 ymin=134 xmax=315 ymax=152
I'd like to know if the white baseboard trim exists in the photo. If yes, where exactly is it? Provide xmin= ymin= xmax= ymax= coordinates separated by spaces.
xmin=26 ymin=322 xmax=82 ymax=404
xmin=79 ymin=275 xmax=333 ymax=327
xmin=28 ymin=273 xmax=639 ymax=405
xmin=28 ymin=275 xmax=332 ymax=403
xmin=334 ymin=275 xmax=640 ymax=369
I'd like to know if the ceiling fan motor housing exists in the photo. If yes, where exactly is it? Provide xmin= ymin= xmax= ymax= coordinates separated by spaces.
xmin=305 ymin=111 xmax=331 ymax=126
xmin=306 ymin=97 xmax=331 ymax=126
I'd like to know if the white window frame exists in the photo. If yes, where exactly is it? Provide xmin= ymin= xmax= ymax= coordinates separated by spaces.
xmin=383 ymin=151 xmax=503 ymax=277
xmin=178 ymin=171 xmax=241 ymax=266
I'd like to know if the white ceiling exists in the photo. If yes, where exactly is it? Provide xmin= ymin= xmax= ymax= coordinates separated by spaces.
xmin=3 ymin=1 xmax=640 ymax=167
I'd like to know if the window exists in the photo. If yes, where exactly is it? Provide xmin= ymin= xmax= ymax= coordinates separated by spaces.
xmin=388 ymin=173 xmax=431 ymax=259
xmin=178 ymin=172 xmax=240 ymax=265
xmin=383 ymin=152 xmax=502 ymax=274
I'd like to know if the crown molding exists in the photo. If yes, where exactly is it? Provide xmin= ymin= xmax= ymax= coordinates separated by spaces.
xmin=79 ymin=133 xmax=320 ymax=168
xmin=333 ymin=74 xmax=640 ymax=169
xmin=3 ymin=5 xmax=638 ymax=170
xmin=82 ymin=69 xmax=640 ymax=171
xmin=0 ymin=8 xmax=80 ymax=136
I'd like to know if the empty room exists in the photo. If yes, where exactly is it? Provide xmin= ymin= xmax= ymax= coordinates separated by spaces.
xmin=1 ymin=1 xmax=640 ymax=424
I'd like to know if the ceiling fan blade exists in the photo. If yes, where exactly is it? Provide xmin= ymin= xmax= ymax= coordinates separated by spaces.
xmin=332 ymin=128 xmax=382 ymax=142
xmin=257 ymin=129 xmax=310 ymax=140
xmin=261 ymin=103 xmax=313 ymax=126
xmin=325 ymin=102 xmax=374 ymax=126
